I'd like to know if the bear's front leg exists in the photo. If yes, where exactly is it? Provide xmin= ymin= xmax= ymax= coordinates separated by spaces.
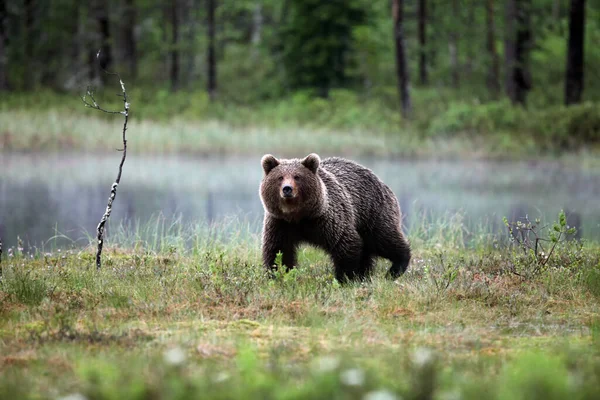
xmin=330 ymin=233 xmax=363 ymax=284
xmin=261 ymin=216 xmax=297 ymax=275
xmin=263 ymin=242 xmax=297 ymax=274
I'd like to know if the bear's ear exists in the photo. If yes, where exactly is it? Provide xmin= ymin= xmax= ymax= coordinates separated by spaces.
xmin=261 ymin=154 xmax=280 ymax=174
xmin=301 ymin=153 xmax=320 ymax=174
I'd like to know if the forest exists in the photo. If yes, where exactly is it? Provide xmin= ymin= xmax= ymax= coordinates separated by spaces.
xmin=0 ymin=0 xmax=598 ymax=157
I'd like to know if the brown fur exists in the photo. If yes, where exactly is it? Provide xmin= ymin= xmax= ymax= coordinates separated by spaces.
xmin=259 ymin=153 xmax=411 ymax=283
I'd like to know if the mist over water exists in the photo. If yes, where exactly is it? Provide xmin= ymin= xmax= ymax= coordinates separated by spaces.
xmin=1 ymin=152 xmax=599 ymax=251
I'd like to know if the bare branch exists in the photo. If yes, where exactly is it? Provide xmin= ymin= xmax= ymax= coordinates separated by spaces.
xmin=81 ymin=51 xmax=130 ymax=270
xmin=0 ymin=236 xmax=3 ymax=280
xmin=81 ymin=86 xmax=123 ymax=115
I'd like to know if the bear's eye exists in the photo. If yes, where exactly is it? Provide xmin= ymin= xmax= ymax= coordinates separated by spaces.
xmin=293 ymin=175 xmax=300 ymax=181
xmin=278 ymin=176 xmax=284 ymax=181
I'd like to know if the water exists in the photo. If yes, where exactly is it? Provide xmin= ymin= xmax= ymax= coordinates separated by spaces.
xmin=1 ymin=152 xmax=599 ymax=251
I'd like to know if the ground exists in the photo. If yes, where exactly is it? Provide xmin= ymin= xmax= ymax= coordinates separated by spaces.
xmin=1 ymin=213 xmax=599 ymax=399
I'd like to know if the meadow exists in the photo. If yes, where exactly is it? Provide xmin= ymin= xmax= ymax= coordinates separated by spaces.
xmin=1 ymin=211 xmax=599 ymax=399
xmin=2 ymin=89 xmax=599 ymax=161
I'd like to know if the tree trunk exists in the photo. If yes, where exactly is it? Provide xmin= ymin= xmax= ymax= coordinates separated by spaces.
xmin=95 ymin=0 xmax=112 ymax=73
xmin=123 ymin=0 xmax=137 ymax=79
xmin=84 ymin=2 xmax=98 ymax=82
xmin=552 ymin=0 xmax=561 ymax=26
xmin=514 ymin=0 xmax=532 ymax=105
xmin=504 ymin=0 xmax=516 ymax=100
xmin=428 ymin=0 xmax=436 ymax=68
xmin=505 ymin=0 xmax=531 ymax=105
xmin=24 ymin=0 xmax=35 ymax=89
xmin=251 ymin=1 xmax=262 ymax=60
xmin=449 ymin=0 xmax=460 ymax=88
xmin=565 ymin=0 xmax=585 ymax=105
xmin=252 ymin=1 xmax=263 ymax=46
xmin=418 ymin=0 xmax=427 ymax=85
xmin=392 ymin=0 xmax=411 ymax=119
xmin=0 ymin=0 xmax=8 ymax=91
xmin=280 ymin=0 xmax=290 ymax=25
xmin=486 ymin=0 xmax=500 ymax=98
xmin=170 ymin=0 xmax=180 ymax=92
xmin=73 ymin=3 xmax=83 ymax=72
xmin=207 ymin=0 xmax=217 ymax=101
xmin=465 ymin=0 xmax=476 ymax=75
xmin=184 ymin=0 xmax=197 ymax=86
xmin=87 ymin=0 xmax=112 ymax=86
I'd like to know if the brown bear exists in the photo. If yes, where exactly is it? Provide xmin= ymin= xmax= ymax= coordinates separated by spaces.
xmin=259 ymin=153 xmax=411 ymax=283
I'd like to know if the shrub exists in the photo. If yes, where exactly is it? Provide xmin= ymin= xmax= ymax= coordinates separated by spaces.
xmin=526 ymin=102 xmax=600 ymax=150
xmin=426 ymin=100 xmax=524 ymax=137
xmin=425 ymin=100 xmax=600 ymax=151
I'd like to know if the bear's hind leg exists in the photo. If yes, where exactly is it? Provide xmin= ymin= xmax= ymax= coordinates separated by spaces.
xmin=387 ymin=255 xmax=410 ymax=280
xmin=375 ymin=230 xmax=411 ymax=280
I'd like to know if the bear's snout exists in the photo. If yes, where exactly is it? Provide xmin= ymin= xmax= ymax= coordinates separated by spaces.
xmin=282 ymin=184 xmax=294 ymax=197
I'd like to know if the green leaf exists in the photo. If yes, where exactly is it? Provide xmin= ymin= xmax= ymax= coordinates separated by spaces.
xmin=275 ymin=251 xmax=283 ymax=270
xmin=554 ymin=224 xmax=561 ymax=232
xmin=559 ymin=210 xmax=567 ymax=227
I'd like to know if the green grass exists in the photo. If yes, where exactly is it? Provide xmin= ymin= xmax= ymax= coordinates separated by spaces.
xmin=1 ymin=88 xmax=599 ymax=160
xmin=1 ymin=212 xmax=599 ymax=399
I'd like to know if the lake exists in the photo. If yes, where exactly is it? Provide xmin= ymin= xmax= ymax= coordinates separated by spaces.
xmin=1 ymin=152 xmax=599 ymax=252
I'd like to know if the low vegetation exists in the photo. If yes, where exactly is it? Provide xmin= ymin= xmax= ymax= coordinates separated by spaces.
xmin=1 ymin=211 xmax=599 ymax=399
xmin=1 ymin=89 xmax=599 ymax=159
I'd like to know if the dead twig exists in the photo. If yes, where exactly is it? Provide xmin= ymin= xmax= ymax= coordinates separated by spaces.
xmin=81 ymin=51 xmax=130 ymax=270
xmin=503 ymin=210 xmax=576 ymax=277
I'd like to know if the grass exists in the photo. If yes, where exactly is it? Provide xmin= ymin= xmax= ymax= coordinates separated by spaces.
xmin=1 ymin=88 xmax=599 ymax=160
xmin=0 ymin=108 xmax=408 ymax=158
xmin=1 ymin=212 xmax=600 ymax=399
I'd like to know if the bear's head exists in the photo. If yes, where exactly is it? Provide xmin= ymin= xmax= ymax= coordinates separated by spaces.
xmin=259 ymin=153 xmax=327 ymax=221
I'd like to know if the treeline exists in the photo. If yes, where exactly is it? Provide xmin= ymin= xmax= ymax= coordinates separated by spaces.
xmin=0 ymin=0 xmax=597 ymax=115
